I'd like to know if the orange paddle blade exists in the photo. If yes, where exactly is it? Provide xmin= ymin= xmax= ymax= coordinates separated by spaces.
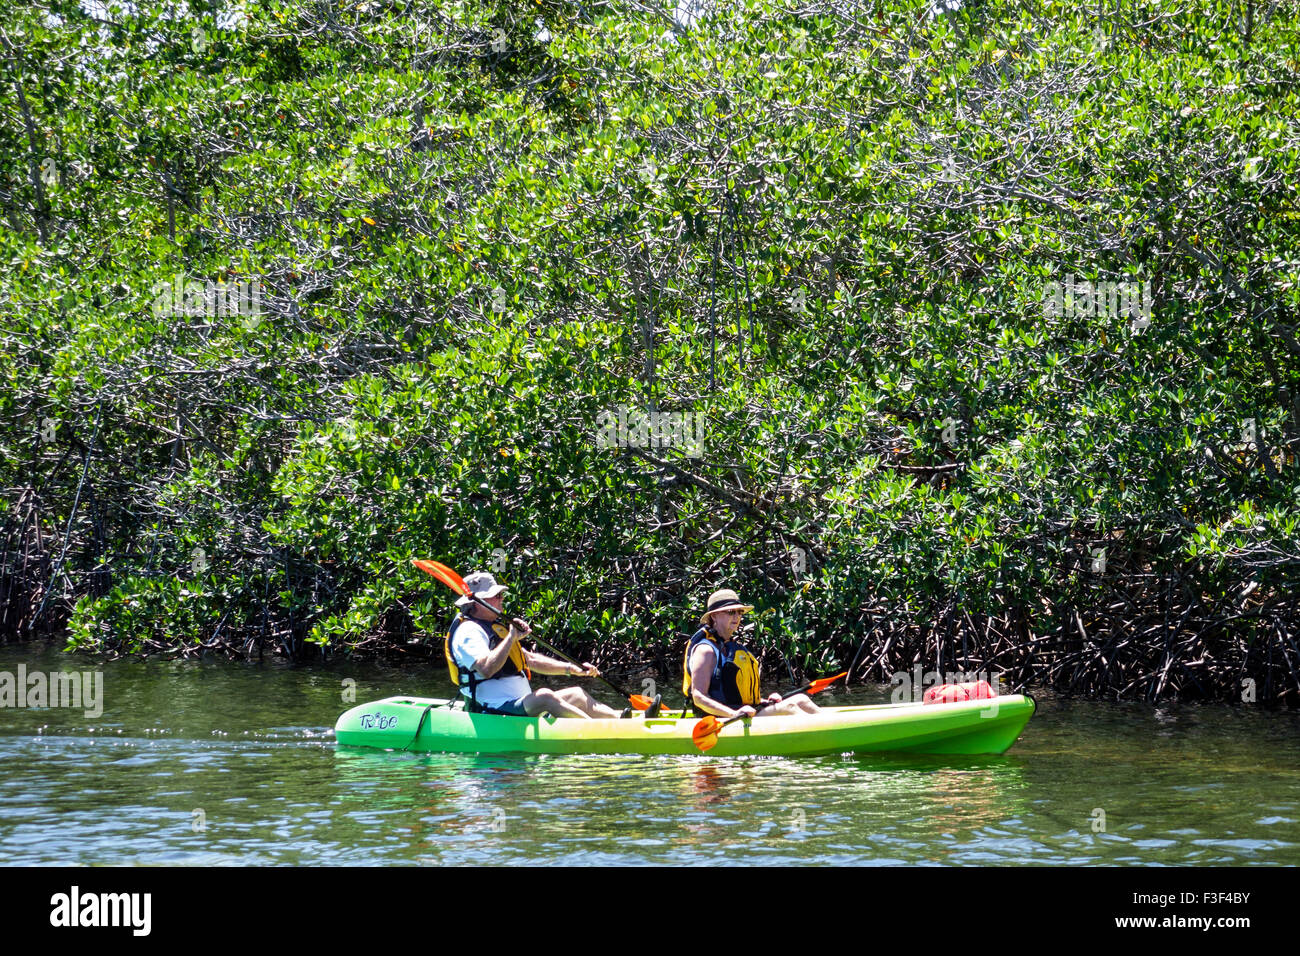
xmin=629 ymin=695 xmax=657 ymax=711
xmin=691 ymin=716 xmax=722 ymax=751
xmin=806 ymin=671 xmax=848 ymax=696
xmin=413 ymin=559 xmax=470 ymax=596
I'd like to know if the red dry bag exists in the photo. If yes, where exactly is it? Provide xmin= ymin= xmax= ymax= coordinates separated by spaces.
xmin=923 ymin=679 xmax=997 ymax=704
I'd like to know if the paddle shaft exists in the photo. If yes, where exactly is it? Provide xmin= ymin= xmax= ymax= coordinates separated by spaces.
xmin=461 ymin=591 xmax=639 ymax=702
xmin=714 ymin=678 xmax=820 ymax=729
xmin=691 ymin=671 xmax=846 ymax=750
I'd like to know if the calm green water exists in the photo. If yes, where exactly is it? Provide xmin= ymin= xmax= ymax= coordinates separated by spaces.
xmin=1 ymin=644 xmax=1297 ymax=865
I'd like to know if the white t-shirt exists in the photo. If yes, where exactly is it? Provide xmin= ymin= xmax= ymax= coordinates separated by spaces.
xmin=450 ymin=617 xmax=531 ymax=709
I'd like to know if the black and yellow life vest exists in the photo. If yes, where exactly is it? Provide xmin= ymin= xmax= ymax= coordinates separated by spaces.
xmin=681 ymin=626 xmax=761 ymax=714
xmin=445 ymin=614 xmax=531 ymax=708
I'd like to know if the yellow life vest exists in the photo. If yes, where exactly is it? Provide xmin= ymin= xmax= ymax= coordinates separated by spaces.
xmin=681 ymin=627 xmax=761 ymax=712
xmin=444 ymin=615 xmax=531 ymax=705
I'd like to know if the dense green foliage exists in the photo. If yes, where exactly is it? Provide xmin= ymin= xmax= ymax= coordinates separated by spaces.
xmin=3 ymin=0 xmax=1298 ymax=701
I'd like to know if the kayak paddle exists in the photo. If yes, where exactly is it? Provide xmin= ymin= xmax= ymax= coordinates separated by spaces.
xmin=691 ymin=671 xmax=847 ymax=751
xmin=413 ymin=558 xmax=659 ymax=711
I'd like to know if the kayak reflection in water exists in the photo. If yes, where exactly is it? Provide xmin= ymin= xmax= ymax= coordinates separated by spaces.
xmin=683 ymin=589 xmax=821 ymax=719
xmin=447 ymin=571 xmax=624 ymax=720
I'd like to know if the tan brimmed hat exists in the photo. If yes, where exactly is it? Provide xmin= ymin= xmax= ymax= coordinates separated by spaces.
xmin=700 ymin=588 xmax=754 ymax=624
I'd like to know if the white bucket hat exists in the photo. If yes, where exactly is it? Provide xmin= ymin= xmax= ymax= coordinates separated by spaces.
xmin=455 ymin=571 xmax=509 ymax=608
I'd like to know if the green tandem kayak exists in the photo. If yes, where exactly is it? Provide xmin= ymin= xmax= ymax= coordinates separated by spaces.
xmin=334 ymin=693 xmax=1035 ymax=757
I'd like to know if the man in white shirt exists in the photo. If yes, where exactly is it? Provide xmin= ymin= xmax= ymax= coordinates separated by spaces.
xmin=448 ymin=572 xmax=624 ymax=719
